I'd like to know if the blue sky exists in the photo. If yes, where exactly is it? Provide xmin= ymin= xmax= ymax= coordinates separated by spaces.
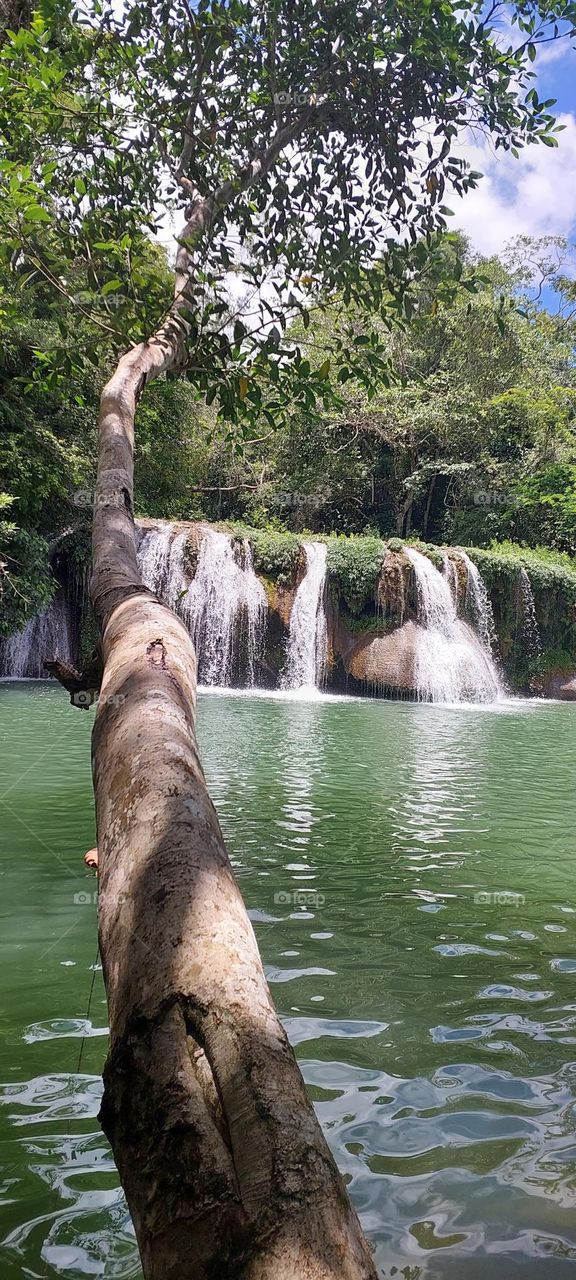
xmin=454 ymin=38 xmax=576 ymax=261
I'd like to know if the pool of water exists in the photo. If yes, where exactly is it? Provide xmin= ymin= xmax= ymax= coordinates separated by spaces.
xmin=1 ymin=682 xmax=576 ymax=1278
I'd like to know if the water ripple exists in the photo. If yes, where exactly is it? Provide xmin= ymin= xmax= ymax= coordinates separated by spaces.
xmin=2 ymin=684 xmax=576 ymax=1277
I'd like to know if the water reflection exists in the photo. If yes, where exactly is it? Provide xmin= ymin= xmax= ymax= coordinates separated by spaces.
xmin=1 ymin=684 xmax=576 ymax=1278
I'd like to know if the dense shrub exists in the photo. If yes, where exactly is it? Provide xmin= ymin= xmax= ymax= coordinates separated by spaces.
xmin=326 ymin=535 xmax=385 ymax=613
xmin=0 ymin=522 xmax=55 ymax=636
xmin=240 ymin=527 xmax=301 ymax=584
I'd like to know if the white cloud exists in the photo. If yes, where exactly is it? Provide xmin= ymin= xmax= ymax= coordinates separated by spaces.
xmin=535 ymin=39 xmax=571 ymax=67
xmin=453 ymin=112 xmax=576 ymax=255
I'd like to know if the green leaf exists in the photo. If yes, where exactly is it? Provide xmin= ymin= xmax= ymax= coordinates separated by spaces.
xmin=23 ymin=205 xmax=50 ymax=222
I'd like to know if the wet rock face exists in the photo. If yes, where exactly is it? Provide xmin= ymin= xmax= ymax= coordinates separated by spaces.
xmin=326 ymin=619 xmax=420 ymax=697
xmin=345 ymin=621 xmax=419 ymax=693
xmin=376 ymin=551 xmax=415 ymax=627
xmin=542 ymin=672 xmax=576 ymax=701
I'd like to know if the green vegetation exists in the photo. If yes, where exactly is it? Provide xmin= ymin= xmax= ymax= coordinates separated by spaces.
xmin=232 ymin=526 xmax=301 ymax=585
xmin=467 ymin=542 xmax=576 ymax=597
xmin=4 ymin=233 xmax=576 ymax=641
xmin=488 ymin=540 xmax=576 ymax=578
xmin=325 ymin=536 xmax=385 ymax=614
xmin=0 ymin=0 xmax=575 ymax=645
xmin=198 ymin=236 xmax=576 ymax=552
xmin=0 ymin=493 xmax=54 ymax=636
xmin=0 ymin=245 xmax=230 ymax=629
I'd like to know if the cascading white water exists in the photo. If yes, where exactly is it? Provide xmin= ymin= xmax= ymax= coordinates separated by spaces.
xmin=137 ymin=523 xmax=266 ymax=685
xmin=182 ymin=528 xmax=267 ymax=686
xmin=406 ymin=547 xmax=501 ymax=703
xmin=241 ymin=540 xmax=268 ymax=686
xmin=163 ymin=530 xmax=189 ymax=611
xmin=517 ymin=566 xmax=542 ymax=660
xmin=0 ymin=589 xmax=74 ymax=679
xmin=281 ymin=541 xmax=328 ymax=691
xmin=458 ymin=549 xmax=499 ymax=653
xmin=138 ymin=522 xmax=175 ymax=596
xmin=137 ymin=523 xmax=190 ymax=612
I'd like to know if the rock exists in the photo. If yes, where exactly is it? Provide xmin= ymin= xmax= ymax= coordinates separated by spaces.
xmin=543 ymin=673 xmax=576 ymax=701
xmin=340 ymin=620 xmax=421 ymax=694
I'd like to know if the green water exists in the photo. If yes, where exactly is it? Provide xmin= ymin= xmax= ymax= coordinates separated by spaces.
xmin=1 ymin=683 xmax=576 ymax=1279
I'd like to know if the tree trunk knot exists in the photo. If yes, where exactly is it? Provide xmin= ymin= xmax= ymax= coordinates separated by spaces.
xmin=146 ymin=638 xmax=167 ymax=668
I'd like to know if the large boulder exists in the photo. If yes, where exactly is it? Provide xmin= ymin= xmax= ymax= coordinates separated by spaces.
xmin=543 ymin=672 xmax=576 ymax=701
xmin=338 ymin=620 xmax=421 ymax=695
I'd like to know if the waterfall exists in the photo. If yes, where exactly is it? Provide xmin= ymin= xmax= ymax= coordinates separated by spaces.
xmin=0 ymin=589 xmax=74 ymax=679
xmin=281 ymin=541 xmax=328 ymax=691
xmin=182 ymin=528 xmax=267 ymax=686
xmin=163 ymin=531 xmax=189 ymax=611
xmin=516 ymin=567 xmax=542 ymax=661
xmin=138 ymin=522 xmax=175 ymax=596
xmin=406 ymin=547 xmax=501 ymax=703
xmin=458 ymin=549 xmax=499 ymax=653
xmin=241 ymin=540 xmax=268 ymax=687
xmin=137 ymin=523 xmax=190 ymax=613
xmin=137 ymin=524 xmax=267 ymax=686
xmin=442 ymin=552 xmax=458 ymax=603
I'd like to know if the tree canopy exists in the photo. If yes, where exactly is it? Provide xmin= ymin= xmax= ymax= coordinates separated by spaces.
xmin=1 ymin=0 xmax=575 ymax=426
xmin=1 ymin=0 xmax=575 ymax=630
xmin=3 ymin=228 xmax=576 ymax=636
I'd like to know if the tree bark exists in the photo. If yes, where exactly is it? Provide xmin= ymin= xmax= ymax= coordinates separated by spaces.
xmin=422 ymin=474 xmax=436 ymax=539
xmin=91 ymin=245 xmax=378 ymax=1279
xmin=395 ymin=492 xmax=413 ymax=538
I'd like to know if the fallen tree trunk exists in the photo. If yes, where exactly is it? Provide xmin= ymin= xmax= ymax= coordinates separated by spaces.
xmin=90 ymin=338 xmax=378 ymax=1275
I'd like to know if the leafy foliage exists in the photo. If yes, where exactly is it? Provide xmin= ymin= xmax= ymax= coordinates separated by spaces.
xmin=470 ymin=541 xmax=576 ymax=592
xmin=0 ymin=241 xmax=224 ymax=528
xmin=174 ymin=237 xmax=576 ymax=550
xmin=0 ymin=501 xmax=54 ymax=635
xmin=1 ymin=3 xmax=576 ymax=629
xmin=326 ymin=535 xmax=385 ymax=613
xmin=0 ymin=0 xmax=574 ymax=431
xmin=243 ymin=527 xmax=300 ymax=582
